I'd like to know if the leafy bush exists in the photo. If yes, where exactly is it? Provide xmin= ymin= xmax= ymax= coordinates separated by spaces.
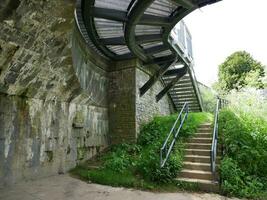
xmin=220 ymin=157 xmax=265 ymax=198
xmin=135 ymin=112 xmax=211 ymax=183
xmin=219 ymin=109 xmax=267 ymax=198
xmin=216 ymin=51 xmax=265 ymax=92
xmin=136 ymin=144 xmax=184 ymax=183
xmin=103 ymin=143 xmax=141 ymax=172
xmin=71 ymin=112 xmax=211 ymax=189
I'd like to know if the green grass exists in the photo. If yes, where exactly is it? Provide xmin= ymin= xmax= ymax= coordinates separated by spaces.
xmin=70 ymin=165 xmax=202 ymax=192
xmin=70 ymin=112 xmax=212 ymax=192
xmin=219 ymin=109 xmax=267 ymax=199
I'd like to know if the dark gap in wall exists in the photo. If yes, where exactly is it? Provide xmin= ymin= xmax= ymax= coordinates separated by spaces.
xmin=0 ymin=0 xmax=21 ymax=21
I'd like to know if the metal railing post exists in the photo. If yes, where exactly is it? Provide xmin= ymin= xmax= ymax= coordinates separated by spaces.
xmin=160 ymin=102 xmax=189 ymax=168
xmin=210 ymin=97 xmax=228 ymax=182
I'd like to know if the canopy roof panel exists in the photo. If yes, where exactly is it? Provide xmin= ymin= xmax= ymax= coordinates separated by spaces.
xmin=75 ymin=0 xmax=221 ymax=110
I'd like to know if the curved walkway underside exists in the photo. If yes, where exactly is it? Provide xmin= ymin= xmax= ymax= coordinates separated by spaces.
xmin=76 ymin=0 xmax=221 ymax=112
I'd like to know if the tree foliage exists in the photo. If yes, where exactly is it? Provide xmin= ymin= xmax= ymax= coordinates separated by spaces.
xmin=198 ymin=83 xmax=217 ymax=113
xmin=217 ymin=51 xmax=265 ymax=92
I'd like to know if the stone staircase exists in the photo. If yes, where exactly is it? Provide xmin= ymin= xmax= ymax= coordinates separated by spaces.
xmin=176 ymin=123 xmax=220 ymax=192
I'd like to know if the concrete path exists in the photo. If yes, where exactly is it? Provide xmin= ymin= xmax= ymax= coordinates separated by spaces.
xmin=0 ymin=174 xmax=240 ymax=200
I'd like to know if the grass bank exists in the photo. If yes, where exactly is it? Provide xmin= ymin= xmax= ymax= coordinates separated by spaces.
xmin=71 ymin=112 xmax=212 ymax=191
xmin=219 ymin=109 xmax=267 ymax=199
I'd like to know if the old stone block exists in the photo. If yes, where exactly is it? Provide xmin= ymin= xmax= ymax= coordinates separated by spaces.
xmin=9 ymin=62 xmax=24 ymax=72
xmin=24 ymin=37 xmax=35 ymax=49
xmin=0 ymin=83 xmax=8 ymax=93
xmin=3 ymin=20 xmax=15 ymax=27
xmin=77 ymin=147 xmax=86 ymax=160
xmin=45 ymin=151 xmax=53 ymax=162
xmin=4 ymin=71 xmax=18 ymax=84
xmin=72 ymin=111 xmax=84 ymax=128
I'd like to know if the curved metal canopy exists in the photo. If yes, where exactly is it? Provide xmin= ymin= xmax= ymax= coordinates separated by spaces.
xmin=76 ymin=0 xmax=221 ymax=111
xmin=79 ymin=0 xmax=220 ymax=63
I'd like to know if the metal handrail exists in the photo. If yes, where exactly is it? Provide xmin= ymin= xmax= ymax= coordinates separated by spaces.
xmin=160 ymin=102 xmax=189 ymax=168
xmin=188 ymin=64 xmax=204 ymax=111
xmin=211 ymin=97 xmax=228 ymax=181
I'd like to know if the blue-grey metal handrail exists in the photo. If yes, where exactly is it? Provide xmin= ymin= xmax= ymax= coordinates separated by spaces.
xmin=211 ymin=97 xmax=228 ymax=181
xmin=211 ymin=98 xmax=220 ymax=181
xmin=160 ymin=102 xmax=189 ymax=168
xmin=188 ymin=64 xmax=204 ymax=111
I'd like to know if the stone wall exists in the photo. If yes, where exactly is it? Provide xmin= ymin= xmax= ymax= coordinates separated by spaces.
xmin=0 ymin=94 xmax=108 ymax=186
xmin=136 ymin=68 xmax=173 ymax=132
xmin=0 ymin=0 xmax=109 ymax=186
xmin=71 ymin=22 xmax=109 ymax=107
xmin=0 ymin=0 xmax=174 ymax=186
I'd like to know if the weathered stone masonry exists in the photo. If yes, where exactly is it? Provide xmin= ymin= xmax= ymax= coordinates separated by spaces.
xmin=0 ymin=0 xmax=174 ymax=186
xmin=0 ymin=0 xmax=109 ymax=186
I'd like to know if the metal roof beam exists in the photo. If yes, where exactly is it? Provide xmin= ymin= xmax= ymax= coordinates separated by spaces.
xmin=139 ymin=60 xmax=174 ymax=97
xmin=140 ymin=15 xmax=169 ymax=26
xmin=145 ymin=55 xmax=176 ymax=65
xmin=98 ymin=34 xmax=162 ymax=45
xmin=143 ymin=45 xmax=169 ymax=55
xmin=92 ymin=7 xmax=169 ymax=26
xmin=92 ymin=7 xmax=127 ymax=21
xmin=164 ymin=68 xmax=189 ymax=76
xmin=98 ymin=37 xmax=126 ymax=45
xmin=174 ymin=0 xmax=196 ymax=9
xmin=125 ymin=0 xmax=155 ymax=62
xmin=136 ymin=34 xmax=162 ymax=44
xmin=82 ymin=1 xmax=115 ymax=59
xmin=116 ymin=53 xmax=135 ymax=60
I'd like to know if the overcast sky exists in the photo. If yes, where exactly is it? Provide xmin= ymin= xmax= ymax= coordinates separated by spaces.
xmin=183 ymin=0 xmax=267 ymax=86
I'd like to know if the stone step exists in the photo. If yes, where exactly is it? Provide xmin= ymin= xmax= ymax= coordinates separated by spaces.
xmin=175 ymin=123 xmax=220 ymax=192
xmin=185 ymin=149 xmax=210 ymax=156
xmin=183 ymin=162 xmax=212 ymax=171
xmin=194 ymin=133 xmax=213 ymax=138
xmin=199 ymin=126 xmax=212 ymax=128
xmin=179 ymin=169 xmax=214 ymax=181
xmin=184 ymin=155 xmax=221 ymax=163
xmin=186 ymin=143 xmax=211 ymax=150
xmin=189 ymin=138 xmax=212 ymax=143
xmin=198 ymin=124 xmax=212 ymax=128
xmin=197 ymin=129 xmax=212 ymax=133
xmin=175 ymin=177 xmax=219 ymax=192
xmin=184 ymin=155 xmax=210 ymax=163
xmin=183 ymin=162 xmax=220 ymax=171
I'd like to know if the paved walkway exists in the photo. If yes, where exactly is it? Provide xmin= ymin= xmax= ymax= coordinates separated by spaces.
xmin=0 ymin=175 xmax=240 ymax=200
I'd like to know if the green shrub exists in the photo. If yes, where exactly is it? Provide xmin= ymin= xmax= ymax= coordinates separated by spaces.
xmin=136 ymin=144 xmax=183 ymax=183
xmin=135 ymin=112 xmax=210 ymax=183
xmin=103 ymin=143 xmax=141 ymax=172
xmin=71 ymin=112 xmax=211 ymax=189
xmin=220 ymin=157 xmax=265 ymax=198
xmin=219 ymin=109 xmax=267 ymax=198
